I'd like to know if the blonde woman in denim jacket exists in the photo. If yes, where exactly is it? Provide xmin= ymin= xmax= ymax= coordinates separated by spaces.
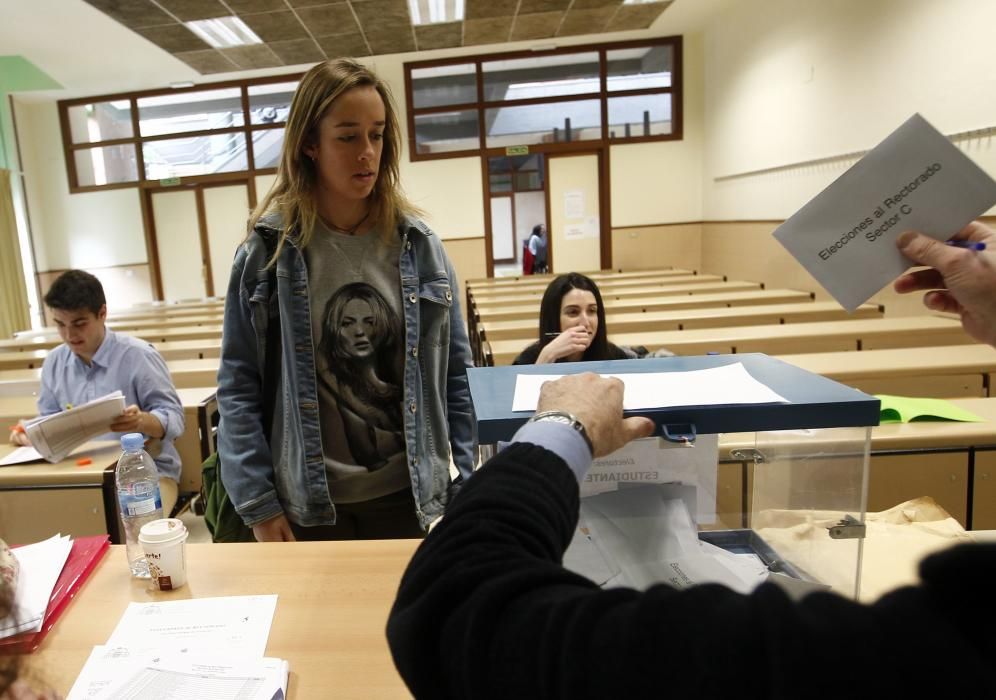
xmin=217 ymin=59 xmax=476 ymax=542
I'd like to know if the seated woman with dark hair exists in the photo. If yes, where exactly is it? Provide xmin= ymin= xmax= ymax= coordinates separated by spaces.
xmin=513 ymin=273 xmax=629 ymax=365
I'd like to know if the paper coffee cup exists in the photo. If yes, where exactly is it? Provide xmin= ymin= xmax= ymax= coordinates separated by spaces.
xmin=139 ymin=518 xmax=189 ymax=591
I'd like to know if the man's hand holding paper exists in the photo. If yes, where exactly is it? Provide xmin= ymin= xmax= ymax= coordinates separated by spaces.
xmin=773 ymin=114 xmax=996 ymax=311
xmin=895 ymin=222 xmax=996 ymax=347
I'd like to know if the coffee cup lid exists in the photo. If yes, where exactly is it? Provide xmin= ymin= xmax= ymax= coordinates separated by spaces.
xmin=139 ymin=518 xmax=187 ymax=543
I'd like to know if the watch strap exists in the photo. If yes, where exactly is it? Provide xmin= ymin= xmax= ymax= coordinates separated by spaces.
xmin=528 ymin=410 xmax=594 ymax=456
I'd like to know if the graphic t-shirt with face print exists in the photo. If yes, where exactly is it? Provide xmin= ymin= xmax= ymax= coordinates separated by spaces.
xmin=304 ymin=219 xmax=408 ymax=504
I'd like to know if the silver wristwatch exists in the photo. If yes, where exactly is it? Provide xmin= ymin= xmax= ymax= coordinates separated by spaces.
xmin=527 ymin=410 xmax=594 ymax=456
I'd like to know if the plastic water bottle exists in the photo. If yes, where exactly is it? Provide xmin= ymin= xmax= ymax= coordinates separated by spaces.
xmin=116 ymin=433 xmax=163 ymax=578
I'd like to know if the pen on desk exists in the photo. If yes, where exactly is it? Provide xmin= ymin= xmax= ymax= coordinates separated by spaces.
xmin=946 ymin=240 xmax=987 ymax=251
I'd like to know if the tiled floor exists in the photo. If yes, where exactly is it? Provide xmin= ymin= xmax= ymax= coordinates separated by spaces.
xmin=177 ymin=507 xmax=212 ymax=544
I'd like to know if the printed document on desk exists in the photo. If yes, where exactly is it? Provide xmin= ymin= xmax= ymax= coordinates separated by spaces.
xmin=22 ymin=391 xmax=126 ymax=463
xmin=773 ymin=113 xmax=996 ymax=311
xmin=106 ymin=595 xmax=278 ymax=657
xmin=68 ymin=647 xmax=289 ymax=700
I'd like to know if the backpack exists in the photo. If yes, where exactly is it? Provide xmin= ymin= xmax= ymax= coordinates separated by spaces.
xmin=201 ymin=230 xmax=280 ymax=543
xmin=201 ymin=452 xmax=254 ymax=542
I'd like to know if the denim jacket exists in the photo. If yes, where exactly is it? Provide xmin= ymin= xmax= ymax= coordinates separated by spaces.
xmin=216 ymin=214 xmax=477 ymax=529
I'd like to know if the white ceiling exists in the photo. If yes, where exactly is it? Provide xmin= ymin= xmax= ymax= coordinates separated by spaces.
xmin=0 ymin=0 xmax=730 ymax=100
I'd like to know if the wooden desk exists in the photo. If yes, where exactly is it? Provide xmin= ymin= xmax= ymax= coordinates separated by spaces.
xmin=469 ymin=273 xmax=718 ymax=301
xmin=475 ymin=289 xmax=815 ymax=324
xmin=0 ymin=441 xmax=119 ymax=545
xmin=474 ymin=282 xmax=761 ymax=316
xmin=0 ymin=339 xmax=221 ymax=370
xmin=0 ymin=327 xmax=223 ymax=353
xmin=0 ymin=358 xmax=220 ymax=397
xmin=466 ymin=267 xmax=683 ymax=287
xmin=487 ymin=315 xmax=971 ymax=365
xmin=32 ymin=541 xmax=418 ymax=700
xmin=471 ymin=280 xmax=759 ymax=308
xmin=479 ymin=301 xmax=883 ymax=342
xmin=775 ymin=343 xmax=996 ymax=398
xmin=0 ymin=387 xmax=217 ymax=495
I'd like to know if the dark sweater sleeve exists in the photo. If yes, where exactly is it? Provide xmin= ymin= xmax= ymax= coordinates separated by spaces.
xmin=512 ymin=342 xmax=541 ymax=365
xmin=386 ymin=444 xmax=996 ymax=700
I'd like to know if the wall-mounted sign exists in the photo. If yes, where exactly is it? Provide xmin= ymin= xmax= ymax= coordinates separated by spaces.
xmin=505 ymin=145 xmax=529 ymax=156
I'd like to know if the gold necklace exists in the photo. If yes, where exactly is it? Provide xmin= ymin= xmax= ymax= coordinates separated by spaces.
xmin=328 ymin=209 xmax=370 ymax=236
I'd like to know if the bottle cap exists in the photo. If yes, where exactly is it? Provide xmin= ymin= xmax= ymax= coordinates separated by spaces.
xmin=120 ymin=433 xmax=145 ymax=451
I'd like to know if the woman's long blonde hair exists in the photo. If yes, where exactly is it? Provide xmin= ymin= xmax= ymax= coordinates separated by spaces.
xmin=248 ymin=58 xmax=419 ymax=261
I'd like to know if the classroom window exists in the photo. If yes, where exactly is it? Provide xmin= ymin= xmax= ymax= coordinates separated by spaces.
xmin=67 ymin=101 xmax=134 ymax=144
xmin=485 ymin=99 xmax=602 ymax=148
xmin=59 ymin=74 xmax=303 ymax=192
xmin=404 ymin=36 xmax=682 ymax=161
xmin=73 ymin=144 xmax=139 ymax=187
xmin=411 ymin=63 xmax=477 ymax=109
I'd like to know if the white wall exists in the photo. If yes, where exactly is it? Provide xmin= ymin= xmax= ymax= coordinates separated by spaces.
xmin=610 ymin=31 xmax=703 ymax=225
xmin=701 ymin=0 xmax=996 ymax=219
xmin=15 ymin=99 xmax=147 ymax=271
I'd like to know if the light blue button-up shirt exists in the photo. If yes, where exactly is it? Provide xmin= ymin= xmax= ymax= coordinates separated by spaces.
xmin=37 ymin=329 xmax=184 ymax=481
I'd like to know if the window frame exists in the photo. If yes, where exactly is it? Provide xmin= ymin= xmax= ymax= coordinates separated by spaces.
xmin=404 ymin=36 xmax=683 ymax=162
xmin=58 ymin=72 xmax=303 ymax=194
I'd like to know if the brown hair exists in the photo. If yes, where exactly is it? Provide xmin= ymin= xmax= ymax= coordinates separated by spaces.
xmin=248 ymin=58 xmax=420 ymax=262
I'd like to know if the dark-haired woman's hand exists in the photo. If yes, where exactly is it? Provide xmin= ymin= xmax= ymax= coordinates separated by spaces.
xmin=536 ymin=327 xmax=592 ymax=364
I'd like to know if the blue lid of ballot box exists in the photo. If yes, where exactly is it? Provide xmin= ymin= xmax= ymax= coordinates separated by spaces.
xmin=467 ymin=353 xmax=880 ymax=443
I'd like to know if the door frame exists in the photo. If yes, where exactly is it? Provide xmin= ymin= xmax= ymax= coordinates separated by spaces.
xmin=544 ymin=148 xmax=611 ymax=273
xmin=141 ymin=175 xmax=258 ymax=300
xmin=482 ymin=144 xmax=610 ymax=277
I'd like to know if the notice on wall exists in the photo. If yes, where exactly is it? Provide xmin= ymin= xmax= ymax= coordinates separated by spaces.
xmin=773 ymin=113 xmax=996 ymax=311
xmin=564 ymin=190 xmax=585 ymax=219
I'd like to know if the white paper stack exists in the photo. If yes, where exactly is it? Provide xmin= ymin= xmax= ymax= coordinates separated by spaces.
xmin=67 ymin=595 xmax=288 ymax=700
xmin=0 ymin=534 xmax=73 ymax=638
xmin=23 ymin=391 xmax=126 ymax=463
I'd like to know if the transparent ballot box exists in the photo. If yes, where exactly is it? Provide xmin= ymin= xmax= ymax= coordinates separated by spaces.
xmin=467 ymin=354 xmax=878 ymax=600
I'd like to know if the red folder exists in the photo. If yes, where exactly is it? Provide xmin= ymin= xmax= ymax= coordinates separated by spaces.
xmin=0 ymin=535 xmax=110 ymax=654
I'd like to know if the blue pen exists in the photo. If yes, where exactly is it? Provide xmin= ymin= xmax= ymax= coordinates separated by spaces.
xmin=946 ymin=240 xmax=986 ymax=251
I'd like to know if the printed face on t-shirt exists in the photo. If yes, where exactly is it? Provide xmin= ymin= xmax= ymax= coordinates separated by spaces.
xmin=339 ymin=297 xmax=377 ymax=359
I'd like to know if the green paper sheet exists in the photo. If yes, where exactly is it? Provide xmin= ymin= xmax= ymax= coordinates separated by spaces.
xmin=875 ymin=394 xmax=985 ymax=424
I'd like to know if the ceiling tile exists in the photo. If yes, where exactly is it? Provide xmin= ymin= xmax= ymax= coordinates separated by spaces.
xmin=239 ymin=10 xmax=311 ymax=41
xmin=225 ymin=0 xmax=288 ymax=11
xmin=517 ymin=0 xmax=570 ymax=15
xmin=465 ymin=0 xmax=517 ymax=20
xmin=155 ymin=0 xmax=229 ymax=21
xmin=509 ymin=11 xmax=562 ymax=41
xmin=173 ymin=49 xmax=241 ymax=73
xmin=365 ymin=27 xmax=416 ymax=54
xmin=605 ymin=1 xmax=670 ymax=31
xmin=315 ymin=32 xmax=372 ymax=57
xmin=268 ymin=38 xmax=327 ymax=64
xmin=350 ymin=0 xmax=410 ymax=26
xmin=134 ymin=23 xmax=212 ymax=52
xmin=294 ymin=4 xmax=358 ymax=35
xmin=220 ymin=44 xmax=285 ymax=68
xmin=84 ymin=0 xmax=175 ymax=28
xmin=415 ymin=22 xmax=462 ymax=51
xmin=569 ymin=0 xmax=620 ymax=9
xmin=463 ymin=16 xmax=511 ymax=44
xmin=557 ymin=6 xmax=614 ymax=36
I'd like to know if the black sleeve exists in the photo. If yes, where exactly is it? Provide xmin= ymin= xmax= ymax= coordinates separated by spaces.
xmin=386 ymin=443 xmax=996 ymax=700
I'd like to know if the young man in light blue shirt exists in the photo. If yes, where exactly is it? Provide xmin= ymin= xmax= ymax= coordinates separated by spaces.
xmin=9 ymin=270 xmax=185 ymax=515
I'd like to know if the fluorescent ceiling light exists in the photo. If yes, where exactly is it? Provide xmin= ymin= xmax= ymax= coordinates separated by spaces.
xmin=622 ymin=0 xmax=663 ymax=4
xmin=185 ymin=16 xmax=262 ymax=48
xmin=408 ymin=0 xmax=464 ymax=25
